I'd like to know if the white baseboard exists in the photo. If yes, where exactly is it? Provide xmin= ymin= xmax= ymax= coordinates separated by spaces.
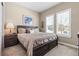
xmin=58 ymin=41 xmax=78 ymax=49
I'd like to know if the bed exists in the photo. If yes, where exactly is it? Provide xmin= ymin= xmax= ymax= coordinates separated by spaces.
xmin=17 ymin=25 xmax=58 ymax=56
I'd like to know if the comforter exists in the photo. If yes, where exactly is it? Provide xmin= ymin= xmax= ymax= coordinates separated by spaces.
xmin=18 ymin=32 xmax=57 ymax=56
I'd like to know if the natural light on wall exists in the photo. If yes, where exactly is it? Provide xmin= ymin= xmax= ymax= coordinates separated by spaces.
xmin=46 ymin=15 xmax=54 ymax=33
xmin=56 ymin=9 xmax=71 ymax=38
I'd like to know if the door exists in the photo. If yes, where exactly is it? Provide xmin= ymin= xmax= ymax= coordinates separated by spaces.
xmin=0 ymin=2 xmax=2 ymax=56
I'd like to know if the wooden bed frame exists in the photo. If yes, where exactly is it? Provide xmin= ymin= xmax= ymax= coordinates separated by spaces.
xmin=17 ymin=25 xmax=58 ymax=56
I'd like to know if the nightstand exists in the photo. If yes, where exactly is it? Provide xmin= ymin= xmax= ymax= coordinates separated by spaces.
xmin=77 ymin=33 xmax=79 ymax=56
xmin=4 ymin=33 xmax=18 ymax=48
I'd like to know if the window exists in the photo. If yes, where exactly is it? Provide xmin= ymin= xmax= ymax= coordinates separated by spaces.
xmin=46 ymin=15 xmax=54 ymax=33
xmin=56 ymin=9 xmax=71 ymax=37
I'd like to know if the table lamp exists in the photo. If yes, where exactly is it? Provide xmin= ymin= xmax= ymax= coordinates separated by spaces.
xmin=6 ymin=23 xmax=14 ymax=33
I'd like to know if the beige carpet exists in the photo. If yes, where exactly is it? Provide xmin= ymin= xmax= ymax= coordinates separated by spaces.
xmin=3 ymin=44 xmax=27 ymax=56
xmin=2 ymin=44 xmax=78 ymax=56
xmin=45 ymin=44 xmax=78 ymax=56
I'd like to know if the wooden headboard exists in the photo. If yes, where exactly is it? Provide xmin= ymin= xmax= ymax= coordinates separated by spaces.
xmin=17 ymin=25 xmax=38 ymax=33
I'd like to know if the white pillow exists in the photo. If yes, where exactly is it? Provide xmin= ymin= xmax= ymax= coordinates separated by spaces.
xmin=30 ymin=29 xmax=39 ymax=33
xmin=30 ymin=29 xmax=35 ymax=33
xmin=34 ymin=29 xmax=39 ymax=32
xmin=18 ymin=28 xmax=26 ymax=33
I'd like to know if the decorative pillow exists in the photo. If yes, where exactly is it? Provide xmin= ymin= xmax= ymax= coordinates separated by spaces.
xmin=30 ymin=28 xmax=39 ymax=33
xmin=30 ymin=29 xmax=35 ymax=33
xmin=34 ymin=28 xmax=39 ymax=33
xmin=18 ymin=28 xmax=26 ymax=34
xmin=26 ymin=28 xmax=30 ymax=33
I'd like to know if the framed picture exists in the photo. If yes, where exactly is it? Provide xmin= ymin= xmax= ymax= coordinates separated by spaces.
xmin=23 ymin=15 xmax=32 ymax=26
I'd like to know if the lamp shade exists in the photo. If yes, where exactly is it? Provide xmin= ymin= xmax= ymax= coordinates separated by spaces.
xmin=6 ymin=23 xmax=14 ymax=29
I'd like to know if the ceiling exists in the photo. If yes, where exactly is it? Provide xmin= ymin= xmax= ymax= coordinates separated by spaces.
xmin=7 ymin=2 xmax=61 ymax=12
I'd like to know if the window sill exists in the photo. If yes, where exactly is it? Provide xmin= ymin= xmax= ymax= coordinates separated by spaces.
xmin=57 ymin=34 xmax=71 ymax=38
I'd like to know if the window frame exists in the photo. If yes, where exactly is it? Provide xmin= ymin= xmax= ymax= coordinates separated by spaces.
xmin=45 ymin=14 xmax=55 ymax=33
xmin=56 ymin=8 xmax=71 ymax=38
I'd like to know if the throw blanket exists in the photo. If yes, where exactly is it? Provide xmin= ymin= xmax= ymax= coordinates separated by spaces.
xmin=18 ymin=33 xmax=57 ymax=56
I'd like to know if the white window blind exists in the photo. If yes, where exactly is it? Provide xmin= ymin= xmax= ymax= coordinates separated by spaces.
xmin=46 ymin=15 xmax=54 ymax=33
xmin=56 ymin=9 xmax=71 ymax=37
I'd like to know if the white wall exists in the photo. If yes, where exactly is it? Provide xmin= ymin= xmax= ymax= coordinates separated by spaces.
xmin=4 ymin=3 xmax=39 ymax=26
xmin=0 ymin=2 xmax=2 ymax=56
